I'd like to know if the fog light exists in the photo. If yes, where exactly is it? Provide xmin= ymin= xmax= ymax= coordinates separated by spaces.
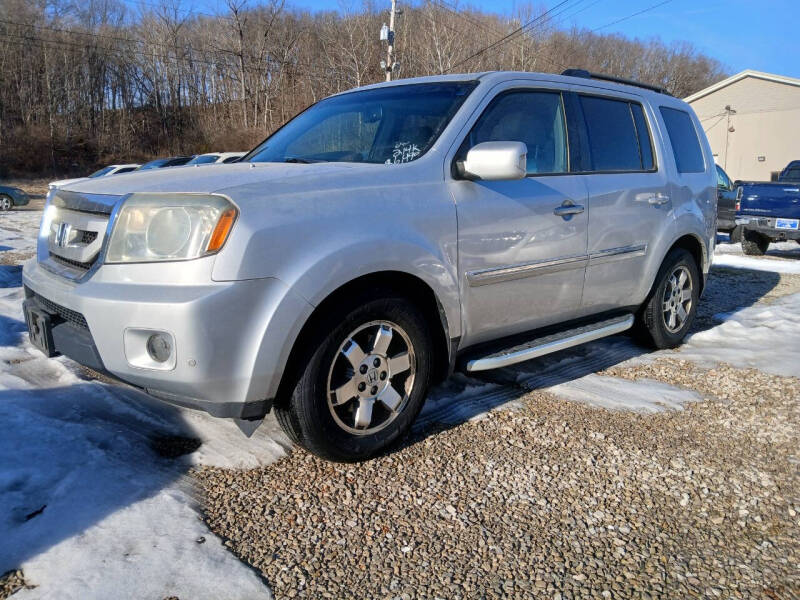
xmin=147 ymin=333 xmax=173 ymax=363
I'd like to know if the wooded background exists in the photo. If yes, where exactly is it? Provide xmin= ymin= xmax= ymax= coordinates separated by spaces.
xmin=0 ymin=0 xmax=726 ymax=176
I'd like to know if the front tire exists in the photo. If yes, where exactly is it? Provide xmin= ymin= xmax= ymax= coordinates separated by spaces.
xmin=635 ymin=248 xmax=700 ymax=349
xmin=741 ymin=230 xmax=769 ymax=255
xmin=275 ymin=293 xmax=433 ymax=462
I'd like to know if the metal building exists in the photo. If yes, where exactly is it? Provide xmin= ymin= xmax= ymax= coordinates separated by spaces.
xmin=685 ymin=70 xmax=800 ymax=181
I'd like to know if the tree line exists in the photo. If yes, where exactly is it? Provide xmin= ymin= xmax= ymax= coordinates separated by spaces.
xmin=0 ymin=0 xmax=726 ymax=176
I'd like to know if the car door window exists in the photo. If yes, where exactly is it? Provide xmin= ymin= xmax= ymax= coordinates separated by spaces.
xmin=462 ymin=91 xmax=568 ymax=175
xmin=579 ymin=95 xmax=651 ymax=172
xmin=659 ymin=107 xmax=705 ymax=173
xmin=716 ymin=165 xmax=731 ymax=189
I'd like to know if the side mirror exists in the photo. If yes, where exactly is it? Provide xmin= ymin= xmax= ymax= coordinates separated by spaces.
xmin=460 ymin=141 xmax=527 ymax=181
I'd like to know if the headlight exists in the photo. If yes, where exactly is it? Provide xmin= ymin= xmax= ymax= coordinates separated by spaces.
xmin=106 ymin=193 xmax=237 ymax=263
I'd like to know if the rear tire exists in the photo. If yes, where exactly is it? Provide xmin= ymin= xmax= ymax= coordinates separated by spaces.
xmin=729 ymin=225 xmax=742 ymax=244
xmin=635 ymin=248 xmax=700 ymax=349
xmin=275 ymin=292 xmax=433 ymax=462
xmin=0 ymin=195 xmax=12 ymax=211
xmin=741 ymin=230 xmax=769 ymax=255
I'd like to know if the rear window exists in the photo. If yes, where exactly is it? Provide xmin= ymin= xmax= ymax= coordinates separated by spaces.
xmin=578 ymin=96 xmax=654 ymax=172
xmin=659 ymin=107 xmax=705 ymax=173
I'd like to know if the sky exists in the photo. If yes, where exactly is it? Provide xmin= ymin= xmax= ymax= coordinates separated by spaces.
xmin=135 ymin=0 xmax=800 ymax=80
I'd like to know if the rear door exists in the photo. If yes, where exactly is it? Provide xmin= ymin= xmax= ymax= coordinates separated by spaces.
xmin=570 ymin=88 xmax=671 ymax=312
xmin=448 ymin=84 xmax=589 ymax=345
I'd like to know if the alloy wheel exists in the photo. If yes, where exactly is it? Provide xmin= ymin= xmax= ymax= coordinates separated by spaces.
xmin=326 ymin=320 xmax=415 ymax=436
xmin=662 ymin=265 xmax=693 ymax=333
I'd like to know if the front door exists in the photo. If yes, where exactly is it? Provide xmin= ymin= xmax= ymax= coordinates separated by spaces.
xmin=449 ymin=88 xmax=589 ymax=346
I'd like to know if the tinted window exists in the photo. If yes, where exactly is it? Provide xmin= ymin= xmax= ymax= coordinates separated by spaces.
xmin=139 ymin=159 xmax=168 ymax=170
xmin=781 ymin=166 xmax=800 ymax=181
xmin=247 ymin=82 xmax=477 ymax=165
xmin=115 ymin=167 xmax=138 ymax=174
xmin=222 ymin=156 xmax=241 ymax=163
xmin=659 ymin=107 xmax=705 ymax=173
xmin=579 ymin=96 xmax=642 ymax=171
xmin=630 ymin=104 xmax=654 ymax=170
xmin=464 ymin=91 xmax=568 ymax=175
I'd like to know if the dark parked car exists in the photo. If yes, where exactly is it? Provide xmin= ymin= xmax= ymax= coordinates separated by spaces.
xmin=715 ymin=164 xmax=740 ymax=238
xmin=137 ymin=156 xmax=194 ymax=171
xmin=735 ymin=160 xmax=800 ymax=254
xmin=0 ymin=185 xmax=30 ymax=211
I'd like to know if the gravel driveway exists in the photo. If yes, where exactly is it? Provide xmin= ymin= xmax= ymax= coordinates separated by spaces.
xmin=197 ymin=265 xmax=800 ymax=600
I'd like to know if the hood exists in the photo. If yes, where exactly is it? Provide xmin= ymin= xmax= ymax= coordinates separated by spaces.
xmin=50 ymin=177 xmax=89 ymax=189
xmin=60 ymin=161 xmax=398 ymax=198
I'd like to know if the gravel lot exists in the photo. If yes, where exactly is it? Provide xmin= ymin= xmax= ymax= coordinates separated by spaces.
xmin=197 ymin=266 xmax=800 ymax=600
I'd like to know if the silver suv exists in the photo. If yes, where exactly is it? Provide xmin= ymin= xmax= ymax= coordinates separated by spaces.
xmin=22 ymin=70 xmax=716 ymax=461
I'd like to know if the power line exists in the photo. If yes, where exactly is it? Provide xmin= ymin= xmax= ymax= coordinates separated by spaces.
xmin=591 ymin=0 xmax=673 ymax=32
xmin=443 ymin=0 xmax=579 ymax=73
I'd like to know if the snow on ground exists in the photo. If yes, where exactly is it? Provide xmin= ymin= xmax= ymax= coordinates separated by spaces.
xmin=676 ymin=291 xmax=800 ymax=378
xmin=0 ymin=217 xmax=280 ymax=597
xmin=0 ymin=211 xmax=40 ymax=256
xmin=713 ymin=253 xmax=800 ymax=274
xmin=548 ymin=374 xmax=701 ymax=412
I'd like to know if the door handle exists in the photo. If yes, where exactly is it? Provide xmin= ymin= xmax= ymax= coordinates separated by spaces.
xmin=553 ymin=201 xmax=585 ymax=219
xmin=648 ymin=193 xmax=671 ymax=206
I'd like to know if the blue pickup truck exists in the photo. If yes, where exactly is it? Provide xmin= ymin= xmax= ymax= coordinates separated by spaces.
xmin=735 ymin=160 xmax=800 ymax=255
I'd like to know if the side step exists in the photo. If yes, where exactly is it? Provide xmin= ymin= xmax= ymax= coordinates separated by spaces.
xmin=466 ymin=314 xmax=635 ymax=372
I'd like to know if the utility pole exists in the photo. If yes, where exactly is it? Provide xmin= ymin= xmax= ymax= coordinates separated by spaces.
xmin=723 ymin=104 xmax=736 ymax=171
xmin=380 ymin=0 xmax=397 ymax=81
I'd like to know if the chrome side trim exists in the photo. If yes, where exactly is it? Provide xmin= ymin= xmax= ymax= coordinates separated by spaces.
xmin=588 ymin=243 xmax=647 ymax=266
xmin=466 ymin=314 xmax=634 ymax=372
xmin=466 ymin=254 xmax=588 ymax=287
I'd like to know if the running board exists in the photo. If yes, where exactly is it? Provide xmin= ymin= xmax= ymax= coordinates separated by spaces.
xmin=466 ymin=314 xmax=635 ymax=372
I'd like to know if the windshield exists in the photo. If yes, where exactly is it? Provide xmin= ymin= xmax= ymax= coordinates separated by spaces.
xmin=245 ymin=82 xmax=477 ymax=165
xmin=89 ymin=166 xmax=114 ymax=178
xmin=139 ymin=159 xmax=168 ymax=170
xmin=187 ymin=155 xmax=220 ymax=165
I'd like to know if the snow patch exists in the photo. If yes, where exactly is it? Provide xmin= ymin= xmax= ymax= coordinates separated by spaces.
xmin=713 ymin=253 xmax=800 ymax=274
xmin=548 ymin=374 xmax=701 ymax=413
xmin=677 ymin=292 xmax=800 ymax=377
xmin=1 ymin=215 xmax=277 ymax=598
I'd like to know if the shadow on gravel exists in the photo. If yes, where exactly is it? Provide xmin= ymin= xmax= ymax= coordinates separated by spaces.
xmin=692 ymin=265 xmax=781 ymax=333
xmin=0 ymin=383 xmax=195 ymax=575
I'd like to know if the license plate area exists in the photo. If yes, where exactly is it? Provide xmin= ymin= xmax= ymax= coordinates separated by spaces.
xmin=775 ymin=218 xmax=799 ymax=230
xmin=23 ymin=300 xmax=58 ymax=357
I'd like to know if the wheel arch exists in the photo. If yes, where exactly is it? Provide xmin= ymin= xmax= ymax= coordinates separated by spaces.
xmin=668 ymin=233 xmax=706 ymax=293
xmin=273 ymin=270 xmax=454 ymax=407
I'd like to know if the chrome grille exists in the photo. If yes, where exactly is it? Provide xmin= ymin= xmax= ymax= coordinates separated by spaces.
xmin=40 ymin=191 xmax=120 ymax=282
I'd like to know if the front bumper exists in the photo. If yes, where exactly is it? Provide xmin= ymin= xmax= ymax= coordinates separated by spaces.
xmin=22 ymin=258 xmax=313 ymax=419
xmin=735 ymin=216 xmax=800 ymax=241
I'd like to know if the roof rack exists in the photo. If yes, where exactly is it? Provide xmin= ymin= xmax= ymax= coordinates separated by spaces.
xmin=561 ymin=68 xmax=671 ymax=96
